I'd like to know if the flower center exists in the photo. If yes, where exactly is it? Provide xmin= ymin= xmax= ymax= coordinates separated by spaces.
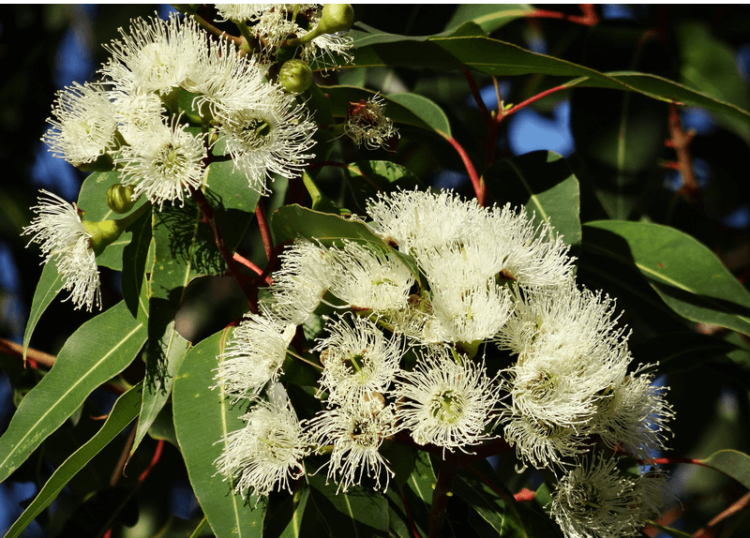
xmin=430 ymin=389 xmax=466 ymax=425
xmin=240 ymin=117 xmax=273 ymax=149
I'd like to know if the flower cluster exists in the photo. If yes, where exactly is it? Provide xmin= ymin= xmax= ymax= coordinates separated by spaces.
xmin=215 ymin=189 xmax=674 ymax=538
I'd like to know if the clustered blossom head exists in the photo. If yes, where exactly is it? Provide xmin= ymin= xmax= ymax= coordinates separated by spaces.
xmin=215 ymin=187 xmax=674 ymax=538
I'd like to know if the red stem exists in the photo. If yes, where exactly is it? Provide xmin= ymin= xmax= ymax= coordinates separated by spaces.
xmin=255 ymin=199 xmax=274 ymax=262
xmin=499 ymin=83 xmax=573 ymax=123
xmin=527 ymin=5 xmax=598 ymax=26
xmin=445 ymin=136 xmax=485 ymax=206
xmin=232 ymin=252 xmax=271 ymax=284
xmin=192 ymin=188 xmax=257 ymax=312
xmin=648 ymin=457 xmax=706 ymax=467
xmin=463 ymin=69 xmax=493 ymax=128
xmin=139 ymin=440 xmax=164 ymax=483
xmin=401 ymin=488 xmax=424 ymax=538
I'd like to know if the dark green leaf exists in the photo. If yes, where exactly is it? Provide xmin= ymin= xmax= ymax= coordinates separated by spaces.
xmin=263 ymin=482 xmax=310 ymax=538
xmin=4 ymin=384 xmax=142 ymax=538
xmin=676 ymin=21 xmax=750 ymax=142
xmin=485 ymin=151 xmax=581 ymax=247
xmin=388 ymin=93 xmax=452 ymax=137
xmin=306 ymin=465 xmax=389 ymax=538
xmin=173 ymin=329 xmax=265 ymax=538
xmin=0 ymin=301 xmax=146 ymax=482
xmin=131 ymin=322 xmax=191 ymax=456
xmin=340 ymin=160 xmax=425 ymax=212
xmin=22 ymin=259 xmax=63 ymax=361
xmin=121 ymin=209 xmax=152 ymax=320
xmin=584 ymin=221 xmax=750 ymax=336
xmin=632 ymin=333 xmax=741 ymax=375
xmin=699 ymin=449 xmax=750 ymax=490
xmin=444 ymin=4 xmax=533 ymax=34
xmin=345 ymin=34 xmax=750 ymax=129
xmin=206 ymin=160 xmax=262 ymax=214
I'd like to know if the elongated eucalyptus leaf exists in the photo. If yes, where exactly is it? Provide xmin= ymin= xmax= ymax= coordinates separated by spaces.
xmin=485 ymin=151 xmax=581 ymax=247
xmin=263 ymin=482 xmax=310 ymax=538
xmin=388 ymin=93 xmax=452 ymax=137
xmin=584 ymin=221 xmax=750 ymax=336
xmin=386 ymin=450 xmax=435 ymax=538
xmin=444 ymin=4 xmax=533 ymax=33
xmin=0 ymin=301 xmax=146 ymax=482
xmin=306 ymin=465 xmax=389 ymax=538
xmin=345 ymin=33 xmax=750 ymax=129
xmin=22 ymin=259 xmax=63 ymax=361
xmin=121 ymin=210 xmax=152 ymax=319
xmin=699 ymin=449 xmax=750 ymax=490
xmin=206 ymin=160 xmax=262 ymax=214
xmin=4 ymin=383 xmax=142 ymax=538
xmin=173 ymin=329 xmax=265 ymax=538
xmin=131 ymin=323 xmax=190 ymax=456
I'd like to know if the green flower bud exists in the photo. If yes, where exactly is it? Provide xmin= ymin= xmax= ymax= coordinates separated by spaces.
xmin=82 ymin=219 xmax=126 ymax=256
xmin=317 ymin=4 xmax=354 ymax=35
xmin=106 ymin=184 xmax=137 ymax=214
xmin=278 ymin=59 xmax=314 ymax=94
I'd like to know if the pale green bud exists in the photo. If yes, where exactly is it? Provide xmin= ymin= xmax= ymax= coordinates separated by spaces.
xmin=278 ymin=60 xmax=314 ymax=94
xmin=318 ymin=4 xmax=354 ymax=35
xmin=82 ymin=219 xmax=126 ymax=256
xmin=106 ymin=184 xmax=137 ymax=214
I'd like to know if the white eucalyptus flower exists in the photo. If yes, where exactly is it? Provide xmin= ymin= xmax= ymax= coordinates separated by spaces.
xmin=308 ymin=399 xmax=396 ymax=493
xmin=110 ymin=88 xmax=165 ymax=145
xmin=501 ymin=414 xmax=591 ymax=469
xmin=101 ymin=13 xmax=207 ymax=95
xmin=23 ymin=191 xmax=101 ymax=312
xmin=594 ymin=368 xmax=674 ymax=460
xmin=393 ymin=348 xmax=501 ymax=454
xmin=551 ymin=455 xmax=665 ymax=538
xmin=315 ymin=313 xmax=403 ymax=407
xmin=115 ymin=115 xmax=206 ymax=209
xmin=328 ymin=241 xmax=415 ymax=312
xmin=217 ymin=314 xmax=296 ymax=400
xmin=215 ymin=395 xmax=308 ymax=498
xmin=215 ymin=3 xmax=272 ymax=23
xmin=218 ymin=83 xmax=317 ymax=193
xmin=344 ymin=95 xmax=399 ymax=150
xmin=42 ymin=82 xmax=119 ymax=166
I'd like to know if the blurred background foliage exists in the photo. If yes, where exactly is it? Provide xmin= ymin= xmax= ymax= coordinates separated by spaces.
xmin=2 ymin=4 xmax=750 ymax=537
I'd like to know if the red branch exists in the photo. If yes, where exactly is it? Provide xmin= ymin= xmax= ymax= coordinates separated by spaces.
xmin=232 ymin=252 xmax=271 ymax=284
xmin=693 ymin=490 xmax=750 ymax=538
xmin=401 ymin=488 xmax=424 ymax=538
xmin=668 ymin=102 xmax=699 ymax=200
xmin=0 ymin=337 xmax=56 ymax=369
xmin=255 ymin=199 xmax=274 ymax=262
xmin=527 ymin=5 xmax=599 ymax=26
xmin=139 ymin=440 xmax=164 ymax=483
xmin=192 ymin=188 xmax=257 ymax=311
xmin=647 ymin=457 xmax=706 ymax=467
xmin=445 ymin=136 xmax=485 ymax=206
xmin=499 ymin=83 xmax=572 ymax=123
xmin=463 ymin=69 xmax=493 ymax=128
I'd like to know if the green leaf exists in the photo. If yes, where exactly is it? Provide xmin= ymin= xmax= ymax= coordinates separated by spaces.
xmin=349 ymin=21 xmax=484 ymax=48
xmin=583 ymin=221 xmax=750 ymax=336
xmin=131 ymin=323 xmax=191 ymax=456
xmin=206 ymin=160 xmax=262 ymax=214
xmin=444 ymin=4 xmax=534 ymax=34
xmin=346 ymin=34 xmax=750 ymax=129
xmin=121 ymin=209 xmax=152 ymax=320
xmin=306 ymin=465 xmax=389 ymax=538
xmin=388 ymin=450 xmax=436 ymax=538
xmin=699 ymin=449 xmax=750 ymax=490
xmin=453 ymin=467 xmax=563 ymax=538
xmin=324 ymin=86 xmax=453 ymax=137
xmin=388 ymin=93 xmax=452 ymax=137
xmin=485 ymin=151 xmax=581 ymax=247
xmin=0 ymin=301 xmax=146 ymax=482
xmin=676 ymin=21 xmax=750 ymax=142
xmin=631 ymin=333 xmax=741 ymax=375
xmin=263 ymin=482 xmax=310 ymax=538
xmin=340 ymin=160 xmax=426 ymax=212
xmin=22 ymin=259 xmax=63 ymax=361
xmin=4 ymin=383 xmax=142 ymax=538
xmin=173 ymin=329 xmax=266 ymax=538
xmin=271 ymin=204 xmax=419 ymax=281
